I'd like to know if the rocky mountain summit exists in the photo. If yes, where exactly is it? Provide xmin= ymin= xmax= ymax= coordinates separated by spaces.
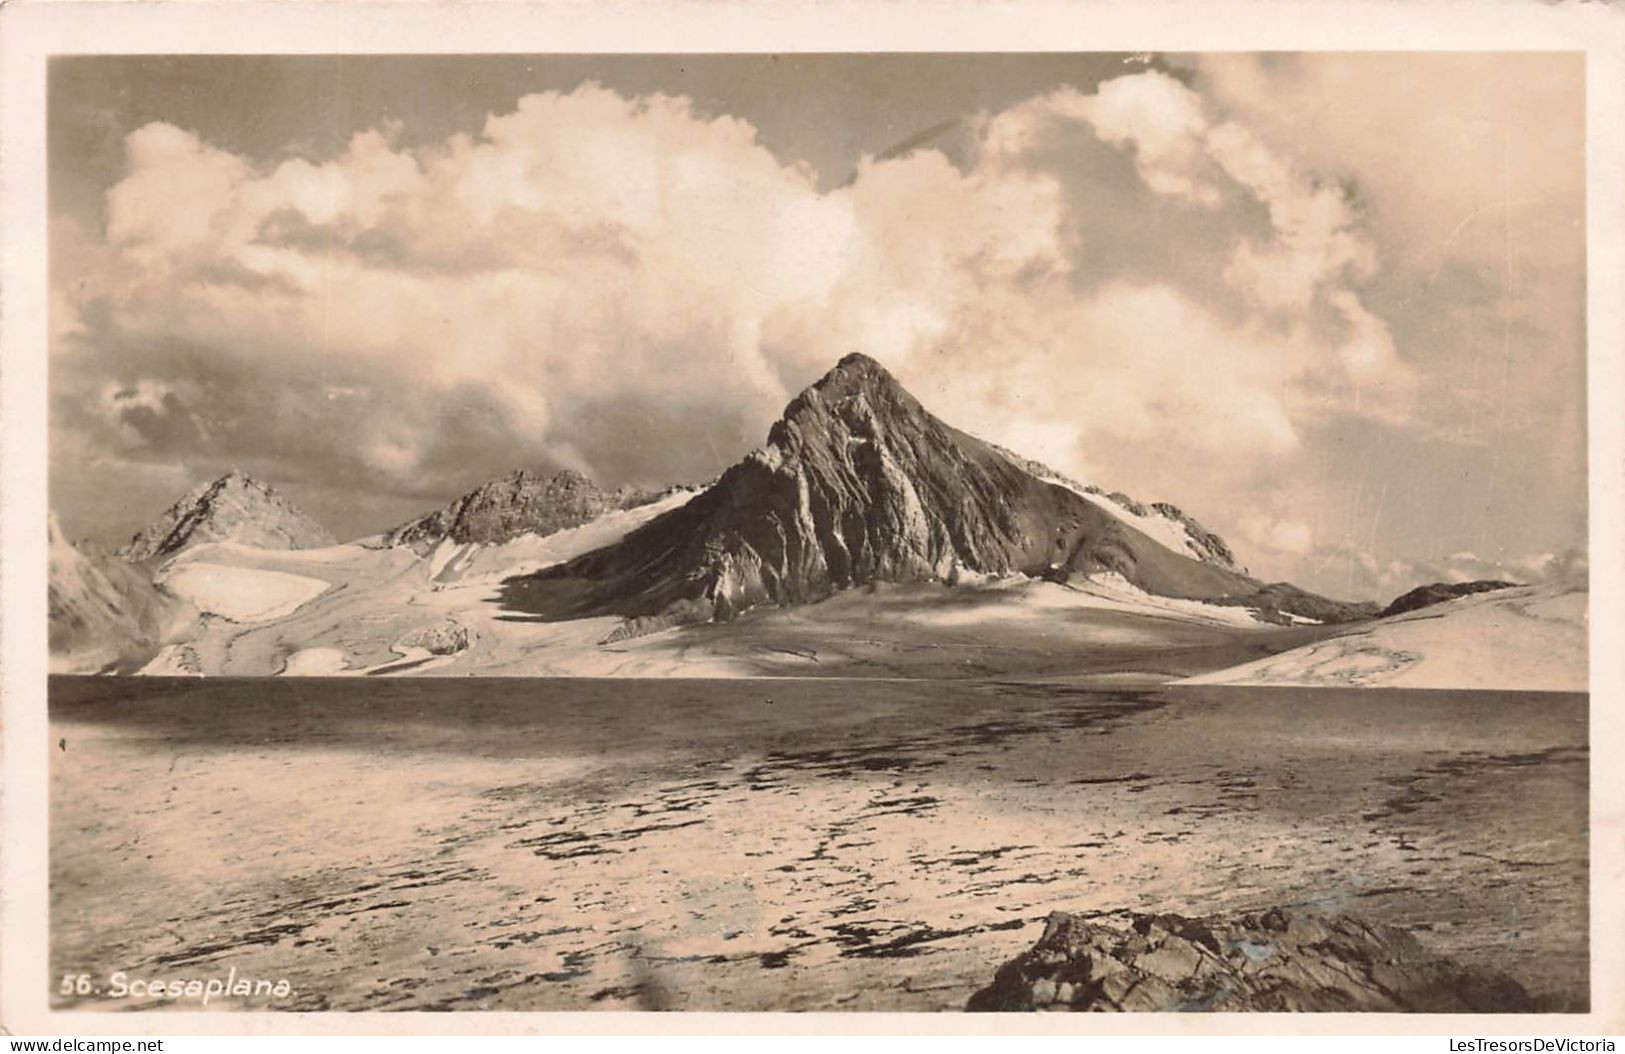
xmin=1380 ymin=579 xmax=1518 ymax=618
xmin=502 ymin=353 xmax=1371 ymax=635
xmin=119 ymin=470 xmax=334 ymax=563
xmin=969 ymin=908 xmax=1543 ymax=1013
xmin=386 ymin=469 xmax=660 ymax=550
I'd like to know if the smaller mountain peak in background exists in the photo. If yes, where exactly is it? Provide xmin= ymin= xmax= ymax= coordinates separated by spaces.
xmin=1379 ymin=579 xmax=1520 ymax=619
xmin=386 ymin=469 xmax=664 ymax=549
xmin=120 ymin=471 xmax=335 ymax=563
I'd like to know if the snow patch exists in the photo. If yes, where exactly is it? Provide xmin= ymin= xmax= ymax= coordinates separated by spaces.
xmin=171 ymin=540 xmax=374 ymax=567
xmin=1061 ymin=573 xmax=1268 ymax=627
xmin=1081 ymin=493 xmax=1208 ymax=562
xmin=1009 ymin=462 xmax=1209 ymax=562
xmin=137 ymin=644 xmax=203 ymax=676
xmin=427 ymin=538 xmax=463 ymax=580
xmin=904 ymin=573 xmax=1266 ymax=629
xmin=282 ymin=647 xmax=352 ymax=676
xmin=158 ymin=562 xmax=330 ymax=623
xmin=365 ymin=646 xmax=457 ymax=676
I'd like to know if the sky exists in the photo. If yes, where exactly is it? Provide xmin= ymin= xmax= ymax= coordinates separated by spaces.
xmin=48 ymin=53 xmax=1587 ymax=601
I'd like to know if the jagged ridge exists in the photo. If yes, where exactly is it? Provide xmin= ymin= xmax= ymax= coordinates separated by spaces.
xmin=386 ymin=469 xmax=662 ymax=550
xmin=120 ymin=470 xmax=334 ymax=563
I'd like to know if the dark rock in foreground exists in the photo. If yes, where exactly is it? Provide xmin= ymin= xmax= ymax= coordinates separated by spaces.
xmin=1380 ymin=580 xmax=1520 ymax=619
xmin=968 ymin=908 xmax=1541 ymax=1013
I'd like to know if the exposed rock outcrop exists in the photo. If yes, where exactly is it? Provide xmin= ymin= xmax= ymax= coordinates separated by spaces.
xmin=120 ymin=471 xmax=335 ymax=563
xmin=502 ymin=354 xmax=1367 ymax=634
xmin=969 ymin=908 xmax=1542 ymax=1013
xmin=386 ymin=469 xmax=661 ymax=550
xmin=1381 ymin=579 xmax=1519 ymax=618
xmin=397 ymin=620 xmax=474 ymax=656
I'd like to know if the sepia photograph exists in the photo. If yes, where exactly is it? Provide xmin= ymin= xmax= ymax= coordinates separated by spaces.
xmin=4 ymin=3 xmax=1620 ymax=1038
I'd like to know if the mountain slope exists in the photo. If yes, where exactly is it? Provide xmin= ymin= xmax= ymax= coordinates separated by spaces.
xmin=501 ymin=354 xmax=1367 ymax=634
xmin=989 ymin=445 xmax=1245 ymax=573
xmin=1180 ymin=582 xmax=1585 ymax=692
xmin=120 ymin=471 xmax=335 ymax=563
xmin=50 ymin=514 xmax=193 ymax=672
xmin=385 ymin=469 xmax=663 ymax=550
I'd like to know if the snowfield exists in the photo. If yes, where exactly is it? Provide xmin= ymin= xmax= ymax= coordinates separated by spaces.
xmin=135 ymin=644 xmax=202 ymax=676
xmin=177 ymin=540 xmax=373 ymax=566
xmin=281 ymin=647 xmax=351 ymax=676
xmin=903 ymin=573 xmax=1267 ymax=629
xmin=157 ymin=562 xmax=331 ymax=623
xmin=118 ymin=488 xmax=1582 ymax=691
xmin=1062 ymin=572 xmax=1268 ymax=627
xmin=1008 ymin=460 xmax=1214 ymax=565
xmin=1076 ymin=492 xmax=1210 ymax=564
xmin=51 ymin=677 xmax=1588 ymax=1010
xmin=1181 ymin=583 xmax=1586 ymax=692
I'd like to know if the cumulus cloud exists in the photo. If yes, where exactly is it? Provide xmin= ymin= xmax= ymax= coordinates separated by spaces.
xmin=1239 ymin=513 xmax=1316 ymax=559
xmin=865 ymin=70 xmax=1415 ymax=483
xmin=1306 ymin=544 xmax=1589 ymax=604
xmin=96 ymin=378 xmax=207 ymax=451
xmin=54 ymin=72 xmax=1427 ymax=551
xmin=1182 ymin=53 xmax=1582 ymax=444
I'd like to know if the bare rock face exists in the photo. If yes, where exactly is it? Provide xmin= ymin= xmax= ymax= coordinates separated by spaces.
xmin=50 ymin=514 xmax=192 ymax=672
xmin=120 ymin=471 xmax=335 ymax=563
xmin=386 ymin=470 xmax=659 ymax=550
xmin=968 ymin=908 xmax=1542 ymax=1013
xmin=1381 ymin=579 xmax=1519 ymax=618
xmin=503 ymin=354 xmax=1367 ymax=633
